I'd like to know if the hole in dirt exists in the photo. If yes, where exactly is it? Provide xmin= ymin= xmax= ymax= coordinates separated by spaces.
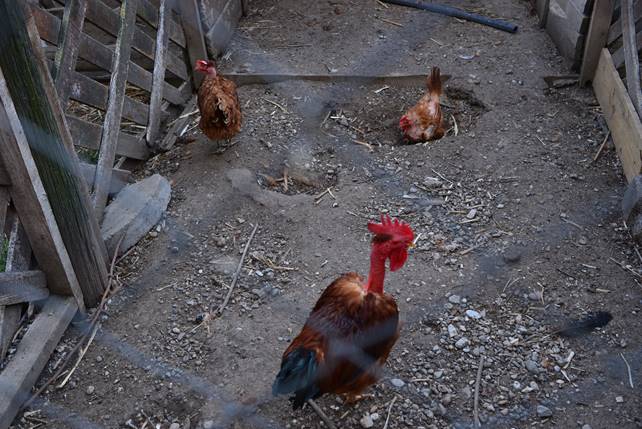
xmin=318 ymin=85 xmax=488 ymax=146
xmin=257 ymin=150 xmax=339 ymax=195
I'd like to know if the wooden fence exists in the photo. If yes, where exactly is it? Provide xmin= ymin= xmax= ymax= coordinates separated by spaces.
xmin=580 ymin=0 xmax=642 ymax=182
xmin=0 ymin=0 xmax=211 ymax=426
xmin=27 ymin=0 xmax=207 ymax=218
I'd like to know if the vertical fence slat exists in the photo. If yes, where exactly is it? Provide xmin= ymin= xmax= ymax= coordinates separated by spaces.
xmin=579 ymin=0 xmax=615 ymax=86
xmin=178 ymin=0 xmax=208 ymax=88
xmin=622 ymin=0 xmax=642 ymax=117
xmin=52 ymin=0 xmax=87 ymax=106
xmin=92 ymin=0 xmax=138 ymax=220
xmin=146 ymin=0 xmax=172 ymax=146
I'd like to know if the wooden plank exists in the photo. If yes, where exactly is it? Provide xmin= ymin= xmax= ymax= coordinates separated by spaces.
xmin=612 ymin=31 xmax=642 ymax=69
xmin=0 ymin=187 xmax=8 ymax=231
xmin=22 ymin=0 xmax=110 ymax=305
xmin=147 ymin=0 xmax=172 ymax=145
xmin=48 ymin=59 xmax=149 ymax=125
xmin=92 ymin=0 xmax=139 ymax=220
xmin=225 ymin=72 xmax=452 ymax=87
xmin=137 ymin=0 xmax=187 ymax=48
xmin=77 ymin=0 xmax=189 ymax=80
xmin=0 ymin=271 xmax=48 ymax=306
xmin=178 ymin=0 xmax=208 ymax=89
xmin=158 ymin=94 xmax=196 ymax=151
xmin=0 ymin=160 xmax=8 ymax=186
xmin=593 ymin=49 xmax=642 ymax=182
xmin=608 ymin=0 xmax=642 ymax=44
xmin=579 ymin=0 xmax=615 ymax=86
xmin=0 ymin=295 xmax=77 ymax=429
xmin=622 ymin=0 xmax=642 ymax=117
xmin=0 ymin=76 xmax=85 ymax=310
xmin=31 ymin=6 xmax=186 ymax=105
xmin=66 ymin=115 xmax=150 ymax=160
xmin=241 ymin=0 xmax=248 ymax=16
xmin=52 ymin=0 xmax=88 ymax=105
xmin=79 ymin=163 xmax=131 ymax=197
xmin=1 ymin=213 xmax=33 ymax=361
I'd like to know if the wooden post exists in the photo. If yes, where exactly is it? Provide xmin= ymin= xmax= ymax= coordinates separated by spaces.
xmin=621 ymin=0 xmax=642 ymax=117
xmin=0 ymin=0 xmax=110 ymax=307
xmin=146 ymin=0 xmax=172 ymax=146
xmin=579 ymin=0 xmax=615 ymax=86
xmin=92 ymin=0 xmax=138 ymax=220
xmin=178 ymin=0 xmax=208 ymax=88
xmin=52 ymin=0 xmax=88 ymax=106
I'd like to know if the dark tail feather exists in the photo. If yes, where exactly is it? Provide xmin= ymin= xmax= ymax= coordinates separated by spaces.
xmin=427 ymin=67 xmax=442 ymax=96
xmin=556 ymin=311 xmax=613 ymax=337
xmin=272 ymin=347 xmax=320 ymax=409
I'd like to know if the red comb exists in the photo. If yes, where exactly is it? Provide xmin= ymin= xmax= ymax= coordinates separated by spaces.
xmin=368 ymin=214 xmax=414 ymax=241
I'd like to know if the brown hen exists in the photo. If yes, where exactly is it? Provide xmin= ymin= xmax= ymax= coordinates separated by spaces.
xmin=399 ymin=66 xmax=444 ymax=143
xmin=194 ymin=59 xmax=242 ymax=141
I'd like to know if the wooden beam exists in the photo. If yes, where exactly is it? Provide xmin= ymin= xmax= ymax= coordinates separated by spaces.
xmin=92 ymin=0 xmax=138 ymax=221
xmin=608 ymin=0 xmax=642 ymax=44
xmin=622 ymin=0 xmax=642 ymax=117
xmin=612 ymin=31 xmax=642 ymax=69
xmin=21 ymin=0 xmax=110 ymax=305
xmin=52 ymin=0 xmax=88 ymax=105
xmin=0 ymin=163 xmax=8 ymax=186
xmin=31 ymin=6 xmax=186 ymax=105
xmin=225 ymin=72 xmax=452 ymax=87
xmin=48 ymin=59 xmax=150 ymax=125
xmin=147 ymin=0 xmax=172 ymax=146
xmin=0 ymin=79 xmax=84 ymax=310
xmin=178 ymin=0 xmax=208 ymax=89
xmin=0 ymin=295 xmax=77 ymax=429
xmin=1 ymin=213 xmax=33 ymax=361
xmin=0 ymin=271 xmax=48 ymax=306
xmin=78 ymin=0 xmax=188 ymax=80
xmin=0 ymin=187 xmax=8 ymax=231
xmin=66 ymin=115 xmax=150 ymax=160
xmin=579 ymin=0 xmax=615 ymax=86
xmin=136 ymin=0 xmax=186 ymax=48
xmin=593 ymin=49 xmax=642 ymax=182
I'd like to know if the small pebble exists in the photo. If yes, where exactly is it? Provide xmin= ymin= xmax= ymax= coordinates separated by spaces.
xmin=537 ymin=405 xmax=553 ymax=417
xmin=86 ymin=385 xmax=95 ymax=395
xmin=455 ymin=338 xmax=469 ymax=349
xmin=465 ymin=309 xmax=482 ymax=319
xmin=448 ymin=295 xmax=461 ymax=304
xmin=447 ymin=324 xmax=458 ymax=337
xmin=169 ymin=424 xmax=180 ymax=429
xmin=360 ymin=414 xmax=374 ymax=428
xmin=582 ymin=425 xmax=592 ymax=429
xmin=390 ymin=378 xmax=405 ymax=388
xmin=203 ymin=421 xmax=214 ymax=429
xmin=615 ymin=396 xmax=624 ymax=403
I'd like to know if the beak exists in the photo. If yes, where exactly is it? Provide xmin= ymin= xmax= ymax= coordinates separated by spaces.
xmin=408 ymin=241 xmax=416 ymax=249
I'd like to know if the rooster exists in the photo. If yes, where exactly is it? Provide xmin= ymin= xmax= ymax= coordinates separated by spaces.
xmin=399 ymin=67 xmax=444 ymax=143
xmin=194 ymin=59 xmax=242 ymax=142
xmin=273 ymin=215 xmax=414 ymax=409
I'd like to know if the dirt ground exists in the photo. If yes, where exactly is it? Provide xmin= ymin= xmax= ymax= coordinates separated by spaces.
xmin=12 ymin=0 xmax=642 ymax=428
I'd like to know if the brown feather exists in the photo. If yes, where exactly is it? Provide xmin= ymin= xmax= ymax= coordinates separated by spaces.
xmin=197 ymin=73 xmax=242 ymax=140
xmin=283 ymin=272 xmax=400 ymax=398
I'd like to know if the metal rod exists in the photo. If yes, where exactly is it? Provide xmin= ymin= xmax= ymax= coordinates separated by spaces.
xmin=382 ymin=0 xmax=518 ymax=33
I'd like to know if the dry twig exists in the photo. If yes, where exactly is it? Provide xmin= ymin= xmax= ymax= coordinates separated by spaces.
xmin=262 ymin=97 xmax=289 ymax=113
xmin=592 ymin=131 xmax=610 ymax=163
xmin=215 ymin=223 xmax=259 ymax=315
xmin=383 ymin=395 xmax=398 ymax=429
xmin=621 ymin=353 xmax=634 ymax=388
xmin=306 ymin=399 xmax=336 ymax=429
xmin=473 ymin=355 xmax=484 ymax=428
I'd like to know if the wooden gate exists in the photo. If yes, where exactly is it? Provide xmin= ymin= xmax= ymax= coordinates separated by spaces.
xmin=28 ymin=0 xmax=207 ymax=217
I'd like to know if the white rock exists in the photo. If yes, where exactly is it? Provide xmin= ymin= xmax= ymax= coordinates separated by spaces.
xmin=465 ymin=309 xmax=482 ymax=319
xmin=447 ymin=324 xmax=458 ymax=337
xmin=390 ymin=378 xmax=405 ymax=388
xmin=448 ymin=294 xmax=461 ymax=304
xmin=360 ymin=414 xmax=374 ymax=428
xmin=615 ymin=396 xmax=624 ymax=403
xmin=455 ymin=338 xmax=469 ymax=349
